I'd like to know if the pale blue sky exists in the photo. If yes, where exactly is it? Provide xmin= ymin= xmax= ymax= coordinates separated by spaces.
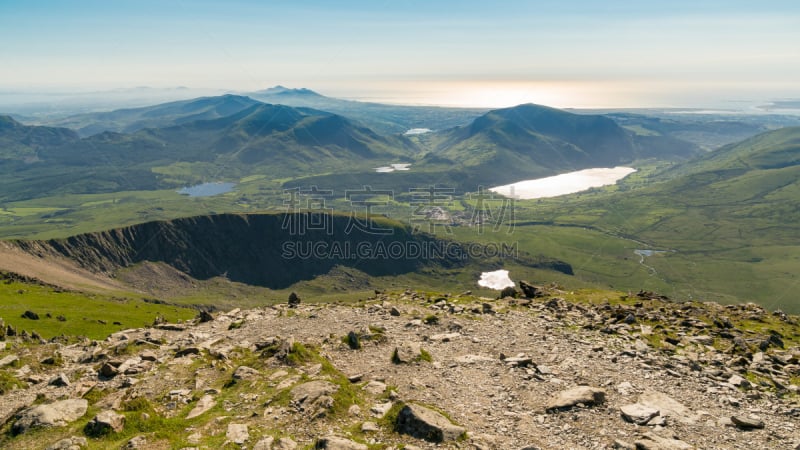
xmin=1 ymin=0 xmax=799 ymax=107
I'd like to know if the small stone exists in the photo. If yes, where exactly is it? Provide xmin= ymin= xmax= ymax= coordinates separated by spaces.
xmin=122 ymin=435 xmax=147 ymax=449
xmin=370 ymin=402 xmax=393 ymax=418
xmin=274 ymin=437 xmax=297 ymax=449
xmin=186 ymin=395 xmax=216 ymax=419
xmin=546 ymin=386 xmax=606 ymax=412
xmin=233 ymin=365 xmax=260 ymax=380
xmin=363 ymin=380 xmax=387 ymax=395
xmin=620 ymin=403 xmax=660 ymax=425
xmin=45 ymin=436 xmax=88 ymax=450
xmin=315 ymin=435 xmax=368 ymax=449
xmin=139 ymin=350 xmax=157 ymax=362
xmin=361 ymin=421 xmax=380 ymax=432
xmin=634 ymin=432 xmax=694 ymax=450
xmin=48 ymin=373 xmax=70 ymax=387
xmin=731 ymin=415 xmax=765 ymax=429
xmin=175 ymin=347 xmax=201 ymax=357
xmin=728 ymin=374 xmax=751 ymax=389
xmin=429 ymin=333 xmax=460 ymax=342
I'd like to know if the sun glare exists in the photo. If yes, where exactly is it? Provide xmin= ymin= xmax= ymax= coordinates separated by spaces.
xmin=437 ymin=82 xmax=575 ymax=108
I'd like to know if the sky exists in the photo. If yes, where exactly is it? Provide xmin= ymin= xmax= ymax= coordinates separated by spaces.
xmin=1 ymin=0 xmax=800 ymax=108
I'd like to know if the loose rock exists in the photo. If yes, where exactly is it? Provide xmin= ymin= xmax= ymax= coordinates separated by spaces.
xmin=396 ymin=403 xmax=466 ymax=443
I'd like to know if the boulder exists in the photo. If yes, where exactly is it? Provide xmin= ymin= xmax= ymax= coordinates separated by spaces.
xmin=288 ymin=292 xmax=301 ymax=307
xmin=392 ymin=342 xmax=422 ymax=364
xmin=396 ymin=403 xmax=466 ymax=443
xmin=546 ymin=386 xmax=606 ymax=411
xmin=99 ymin=362 xmax=118 ymax=378
xmin=0 ymin=354 xmax=19 ymax=367
xmin=519 ymin=281 xmax=544 ymax=298
xmin=253 ymin=437 xmax=275 ymax=450
xmin=638 ymin=390 xmax=696 ymax=425
xmin=84 ymin=410 xmax=125 ymax=436
xmin=499 ymin=286 xmax=518 ymax=299
xmin=291 ymin=380 xmax=339 ymax=418
xmin=13 ymin=399 xmax=89 ymax=434
xmin=345 ymin=331 xmax=361 ymax=350
xmin=314 ymin=435 xmax=368 ymax=449
xmin=21 ymin=310 xmax=40 ymax=320
xmin=198 ymin=310 xmax=215 ymax=323
xmin=226 ymin=423 xmax=249 ymax=445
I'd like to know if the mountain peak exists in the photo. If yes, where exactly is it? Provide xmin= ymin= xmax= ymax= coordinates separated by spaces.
xmin=256 ymin=86 xmax=323 ymax=97
xmin=0 ymin=115 xmax=22 ymax=130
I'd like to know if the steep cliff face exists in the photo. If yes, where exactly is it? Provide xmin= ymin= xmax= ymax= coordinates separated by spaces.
xmin=13 ymin=213 xmax=471 ymax=289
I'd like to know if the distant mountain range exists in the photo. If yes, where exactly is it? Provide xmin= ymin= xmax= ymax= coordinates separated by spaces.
xmin=41 ymin=94 xmax=261 ymax=137
xmin=0 ymin=99 xmax=417 ymax=201
xmin=6 ymin=91 xmax=788 ymax=203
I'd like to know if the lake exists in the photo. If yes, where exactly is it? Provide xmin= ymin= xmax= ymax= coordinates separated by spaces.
xmin=177 ymin=182 xmax=236 ymax=197
xmin=489 ymin=166 xmax=637 ymax=199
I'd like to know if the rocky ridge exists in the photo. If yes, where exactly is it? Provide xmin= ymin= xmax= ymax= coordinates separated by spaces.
xmin=0 ymin=284 xmax=799 ymax=449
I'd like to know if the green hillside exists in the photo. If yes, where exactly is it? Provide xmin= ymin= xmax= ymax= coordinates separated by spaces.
xmin=497 ymin=126 xmax=800 ymax=311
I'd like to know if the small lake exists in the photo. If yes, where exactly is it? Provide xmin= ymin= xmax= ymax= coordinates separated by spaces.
xmin=478 ymin=269 xmax=515 ymax=290
xmin=177 ymin=182 xmax=236 ymax=197
xmin=404 ymin=128 xmax=432 ymax=135
xmin=374 ymin=163 xmax=412 ymax=173
xmin=490 ymin=166 xmax=637 ymax=199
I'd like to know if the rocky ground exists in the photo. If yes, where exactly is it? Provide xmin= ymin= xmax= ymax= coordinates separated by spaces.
xmin=1 ymin=284 xmax=799 ymax=449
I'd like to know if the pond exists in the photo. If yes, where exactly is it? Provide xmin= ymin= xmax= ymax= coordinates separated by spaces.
xmin=374 ymin=163 xmax=412 ymax=173
xmin=177 ymin=182 xmax=236 ymax=197
xmin=404 ymin=128 xmax=432 ymax=135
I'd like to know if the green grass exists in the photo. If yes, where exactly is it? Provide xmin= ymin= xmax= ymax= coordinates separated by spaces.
xmin=0 ymin=280 xmax=196 ymax=340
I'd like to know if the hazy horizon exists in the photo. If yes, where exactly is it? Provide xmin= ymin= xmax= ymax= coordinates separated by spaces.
xmin=2 ymin=1 xmax=800 ymax=109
